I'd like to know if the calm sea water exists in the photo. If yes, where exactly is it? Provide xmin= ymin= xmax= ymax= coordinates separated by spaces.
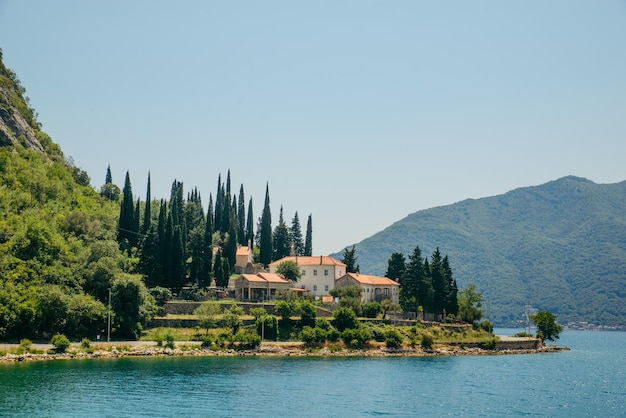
xmin=0 ymin=330 xmax=624 ymax=417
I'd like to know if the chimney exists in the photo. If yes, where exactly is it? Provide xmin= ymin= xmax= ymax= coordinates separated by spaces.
xmin=320 ymin=255 xmax=323 ymax=265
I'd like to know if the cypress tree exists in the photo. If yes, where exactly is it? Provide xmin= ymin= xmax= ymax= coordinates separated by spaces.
xmin=138 ymin=223 xmax=163 ymax=288
xmin=213 ymin=250 xmax=224 ymax=288
xmin=290 ymin=211 xmax=304 ymax=256
xmin=105 ymin=165 xmax=113 ymax=184
xmin=132 ymin=198 xmax=141 ymax=247
xmin=304 ymin=214 xmax=313 ymax=256
xmin=214 ymin=174 xmax=223 ymax=233
xmin=246 ymin=197 xmax=254 ymax=248
xmin=199 ymin=195 xmax=214 ymax=287
xmin=238 ymin=185 xmax=246 ymax=245
xmin=100 ymin=165 xmax=120 ymax=201
xmin=259 ymin=183 xmax=273 ymax=266
xmin=141 ymin=172 xmax=151 ymax=235
xmin=273 ymin=206 xmax=291 ymax=261
xmin=117 ymin=171 xmax=136 ymax=250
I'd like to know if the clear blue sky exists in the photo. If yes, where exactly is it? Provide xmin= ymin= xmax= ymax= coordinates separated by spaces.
xmin=1 ymin=1 xmax=625 ymax=255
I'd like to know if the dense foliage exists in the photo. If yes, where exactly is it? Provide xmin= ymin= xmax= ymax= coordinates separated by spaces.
xmin=337 ymin=176 xmax=626 ymax=326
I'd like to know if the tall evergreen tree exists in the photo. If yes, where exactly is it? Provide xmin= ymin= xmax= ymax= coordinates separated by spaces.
xmin=290 ymin=211 xmax=305 ymax=256
xmin=141 ymin=172 xmax=151 ymax=235
xmin=420 ymin=258 xmax=434 ymax=313
xmin=442 ymin=255 xmax=459 ymax=316
xmin=385 ymin=252 xmax=406 ymax=281
xmin=341 ymin=245 xmax=360 ymax=273
xmin=100 ymin=164 xmax=120 ymax=201
xmin=199 ymin=195 xmax=214 ymax=287
xmin=137 ymin=223 xmax=163 ymax=288
xmin=224 ymin=200 xmax=238 ymax=271
xmin=214 ymin=174 xmax=223 ymax=233
xmin=246 ymin=197 xmax=254 ymax=248
xmin=430 ymin=248 xmax=448 ymax=320
xmin=213 ymin=250 xmax=225 ymax=288
xmin=132 ymin=199 xmax=141 ymax=247
xmin=259 ymin=183 xmax=273 ymax=266
xmin=238 ymin=185 xmax=246 ymax=245
xmin=304 ymin=214 xmax=313 ymax=256
xmin=117 ymin=171 xmax=136 ymax=251
xmin=273 ymin=206 xmax=291 ymax=261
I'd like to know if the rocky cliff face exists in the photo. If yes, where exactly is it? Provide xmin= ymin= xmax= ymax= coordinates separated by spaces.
xmin=0 ymin=52 xmax=45 ymax=152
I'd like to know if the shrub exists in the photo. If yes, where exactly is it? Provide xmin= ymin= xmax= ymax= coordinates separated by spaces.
xmin=51 ymin=334 xmax=71 ymax=353
xmin=327 ymin=329 xmax=341 ymax=342
xmin=232 ymin=331 xmax=261 ymax=350
xmin=333 ymin=307 xmax=359 ymax=331
xmin=150 ymin=286 xmax=172 ymax=306
xmin=481 ymin=338 xmax=498 ymax=350
xmin=315 ymin=317 xmax=332 ymax=331
xmin=200 ymin=335 xmax=214 ymax=347
xmin=515 ymin=331 xmax=534 ymax=338
xmin=362 ymin=302 xmax=381 ymax=319
xmin=299 ymin=300 xmax=317 ymax=328
xmin=19 ymin=339 xmax=32 ymax=351
xmin=384 ymin=328 xmax=404 ymax=349
xmin=302 ymin=326 xmax=328 ymax=346
xmin=164 ymin=331 xmax=175 ymax=349
xmin=341 ymin=328 xmax=371 ymax=349
xmin=81 ymin=338 xmax=92 ymax=349
xmin=479 ymin=320 xmax=494 ymax=334
xmin=421 ymin=332 xmax=434 ymax=350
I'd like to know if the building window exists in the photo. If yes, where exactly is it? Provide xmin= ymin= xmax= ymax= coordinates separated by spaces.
xmin=384 ymin=288 xmax=389 ymax=295
xmin=325 ymin=285 xmax=329 ymax=291
xmin=301 ymin=285 xmax=306 ymax=289
xmin=367 ymin=288 xmax=370 ymax=293
xmin=313 ymin=269 xmax=317 ymax=276
xmin=324 ymin=269 xmax=328 ymax=276
xmin=313 ymin=285 xmax=317 ymax=292
xmin=302 ymin=270 xmax=306 ymax=276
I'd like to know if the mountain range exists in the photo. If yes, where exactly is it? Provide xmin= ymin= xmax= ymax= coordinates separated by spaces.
xmin=334 ymin=176 xmax=626 ymax=327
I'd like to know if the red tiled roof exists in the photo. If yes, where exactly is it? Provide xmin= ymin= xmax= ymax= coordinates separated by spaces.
xmin=343 ymin=273 xmax=399 ymax=286
xmin=269 ymin=256 xmax=346 ymax=267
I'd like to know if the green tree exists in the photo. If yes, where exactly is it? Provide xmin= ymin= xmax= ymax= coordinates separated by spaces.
xmin=237 ymin=185 xmax=247 ymax=245
xmin=100 ymin=165 xmax=120 ymax=201
xmin=380 ymin=299 xmax=399 ymax=320
xmin=111 ymin=274 xmax=157 ymax=339
xmin=531 ymin=311 xmax=562 ymax=343
xmin=221 ymin=304 xmax=243 ymax=333
xmin=385 ymin=252 xmax=406 ymax=282
xmin=194 ymin=302 xmax=221 ymax=334
xmin=299 ymin=300 xmax=317 ymax=328
xmin=290 ymin=211 xmax=304 ymax=256
xmin=259 ymin=183 xmax=273 ymax=266
xmin=304 ymin=214 xmax=313 ymax=256
xmin=457 ymin=284 xmax=483 ymax=325
xmin=246 ymin=197 xmax=254 ymax=248
xmin=273 ymin=206 xmax=291 ymax=261
xmin=275 ymin=260 xmax=301 ymax=282
xmin=141 ymin=172 xmax=152 ymax=235
xmin=117 ymin=171 xmax=136 ymax=251
xmin=341 ymin=245 xmax=360 ymax=273
xmin=333 ymin=306 xmax=359 ymax=331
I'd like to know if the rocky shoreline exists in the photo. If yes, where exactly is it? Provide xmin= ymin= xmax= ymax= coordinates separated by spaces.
xmin=0 ymin=341 xmax=569 ymax=363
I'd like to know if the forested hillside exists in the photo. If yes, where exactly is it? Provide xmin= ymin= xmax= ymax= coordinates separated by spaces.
xmin=336 ymin=176 xmax=626 ymax=327
xmin=0 ymin=50 xmax=157 ymax=341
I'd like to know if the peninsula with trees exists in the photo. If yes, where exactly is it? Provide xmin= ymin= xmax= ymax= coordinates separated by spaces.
xmin=0 ymin=50 xmax=568 ymax=360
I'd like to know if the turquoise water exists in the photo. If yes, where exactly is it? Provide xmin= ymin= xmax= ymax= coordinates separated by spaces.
xmin=0 ymin=330 xmax=624 ymax=417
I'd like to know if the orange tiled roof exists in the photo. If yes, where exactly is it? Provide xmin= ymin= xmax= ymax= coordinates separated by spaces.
xmin=257 ymin=272 xmax=291 ymax=284
xmin=269 ymin=256 xmax=346 ymax=267
xmin=239 ymin=273 xmax=291 ymax=284
xmin=344 ymin=273 xmax=399 ymax=286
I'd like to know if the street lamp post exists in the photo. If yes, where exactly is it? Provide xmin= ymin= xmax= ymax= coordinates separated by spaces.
xmin=107 ymin=288 xmax=111 ymax=343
